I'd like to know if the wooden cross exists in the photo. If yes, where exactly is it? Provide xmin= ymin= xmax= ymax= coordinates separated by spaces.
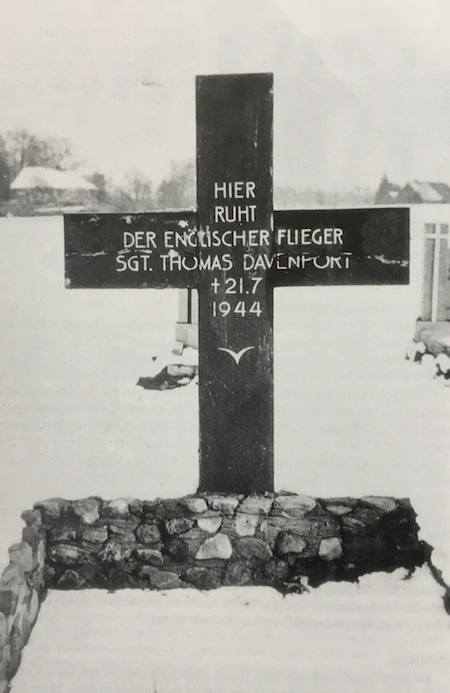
xmin=65 ymin=73 xmax=409 ymax=495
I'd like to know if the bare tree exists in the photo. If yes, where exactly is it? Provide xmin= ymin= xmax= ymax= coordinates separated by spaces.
xmin=4 ymin=128 xmax=73 ymax=180
xmin=85 ymin=172 xmax=108 ymax=203
xmin=122 ymin=169 xmax=153 ymax=211
xmin=156 ymin=160 xmax=195 ymax=210
xmin=374 ymin=174 xmax=400 ymax=205
xmin=106 ymin=169 xmax=154 ymax=212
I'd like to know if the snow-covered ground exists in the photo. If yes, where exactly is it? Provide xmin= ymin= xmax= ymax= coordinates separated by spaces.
xmin=1 ymin=216 xmax=449 ymax=691
xmin=11 ymin=568 xmax=450 ymax=693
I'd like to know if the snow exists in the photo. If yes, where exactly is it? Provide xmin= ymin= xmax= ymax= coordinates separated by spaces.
xmin=0 ymin=215 xmax=449 ymax=691
xmin=12 ymin=568 xmax=450 ymax=693
xmin=10 ymin=167 xmax=96 ymax=191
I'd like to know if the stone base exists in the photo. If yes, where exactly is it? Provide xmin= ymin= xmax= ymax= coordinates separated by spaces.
xmin=0 ymin=492 xmax=431 ymax=690
xmin=33 ymin=493 xmax=425 ymax=593
xmin=0 ymin=510 xmax=47 ymax=692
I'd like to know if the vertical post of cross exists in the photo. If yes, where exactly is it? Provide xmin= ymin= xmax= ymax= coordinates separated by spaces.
xmin=196 ymin=73 xmax=274 ymax=494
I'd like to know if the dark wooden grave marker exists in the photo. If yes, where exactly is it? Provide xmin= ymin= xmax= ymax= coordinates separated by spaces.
xmin=65 ymin=73 xmax=409 ymax=495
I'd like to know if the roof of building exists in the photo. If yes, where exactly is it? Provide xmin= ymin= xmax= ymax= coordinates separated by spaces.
xmin=10 ymin=166 xmax=96 ymax=191
xmin=404 ymin=181 xmax=450 ymax=203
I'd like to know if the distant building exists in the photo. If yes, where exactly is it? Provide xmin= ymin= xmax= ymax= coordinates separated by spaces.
xmin=10 ymin=166 xmax=97 ymax=213
xmin=379 ymin=181 xmax=450 ymax=205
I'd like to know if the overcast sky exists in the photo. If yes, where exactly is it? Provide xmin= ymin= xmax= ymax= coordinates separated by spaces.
xmin=278 ymin=0 xmax=450 ymax=80
xmin=1 ymin=0 xmax=449 ymax=190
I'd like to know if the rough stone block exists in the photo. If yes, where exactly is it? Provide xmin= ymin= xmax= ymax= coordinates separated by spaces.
xmin=103 ymin=499 xmax=130 ymax=517
xmin=238 ymin=496 xmax=273 ymax=515
xmin=21 ymin=509 xmax=42 ymax=526
xmin=72 ymin=498 xmax=101 ymax=525
xmin=11 ymin=610 xmax=31 ymax=651
xmin=274 ymin=531 xmax=308 ymax=557
xmin=350 ymin=507 xmax=383 ymax=526
xmin=322 ymin=497 xmax=357 ymax=511
xmin=164 ymin=538 xmax=190 ymax=562
xmin=0 ymin=612 xmax=7 ymax=650
xmin=206 ymin=496 xmax=239 ymax=515
xmin=134 ymin=499 xmax=159 ymax=516
xmin=133 ymin=549 xmax=163 ymax=565
xmin=6 ymin=623 xmax=22 ymax=679
xmin=127 ymin=499 xmax=142 ymax=515
xmin=48 ymin=545 xmax=90 ymax=566
xmin=0 ymin=644 xmax=11 ymax=679
xmin=105 ymin=516 xmax=139 ymax=530
xmin=99 ymin=540 xmax=133 ymax=563
xmin=361 ymin=496 xmax=397 ymax=514
xmin=180 ymin=497 xmax=208 ymax=514
xmin=273 ymin=495 xmax=316 ymax=516
xmin=44 ymin=565 xmax=56 ymax=584
xmin=21 ymin=524 xmax=43 ymax=552
xmin=0 ymin=588 xmax=19 ymax=617
xmin=234 ymin=538 xmax=272 ymax=561
xmin=1 ymin=562 xmax=17 ymax=585
xmin=108 ymin=526 xmax=136 ymax=545
xmin=57 ymin=570 xmax=87 ymax=589
xmin=8 ymin=543 xmax=33 ymax=574
xmin=136 ymin=523 xmax=161 ymax=545
xmin=34 ymin=541 xmax=46 ymax=575
xmin=181 ymin=568 xmax=222 ymax=590
xmin=81 ymin=526 xmax=108 ymax=544
xmin=260 ymin=514 xmax=338 ymax=556
xmin=47 ymin=527 xmax=77 ymax=543
xmin=235 ymin=514 xmax=258 ymax=537
xmin=155 ymin=499 xmax=183 ymax=516
xmin=34 ymin=498 xmax=67 ymax=519
xmin=263 ymin=558 xmax=289 ymax=583
xmin=170 ymin=526 xmax=209 ymax=558
xmin=196 ymin=534 xmax=233 ymax=560
xmin=318 ymin=537 xmax=343 ymax=561
xmin=26 ymin=590 xmax=40 ymax=626
xmin=163 ymin=518 xmax=195 ymax=536
xmin=142 ymin=568 xmax=181 ymax=590
xmin=341 ymin=516 xmax=368 ymax=534
xmin=197 ymin=518 xmax=222 ymax=534
xmin=223 ymin=561 xmax=253 ymax=586
xmin=322 ymin=503 xmax=354 ymax=516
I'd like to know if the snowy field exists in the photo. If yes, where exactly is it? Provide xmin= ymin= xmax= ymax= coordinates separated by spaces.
xmin=1 ymin=215 xmax=449 ymax=691
xmin=11 ymin=569 xmax=450 ymax=693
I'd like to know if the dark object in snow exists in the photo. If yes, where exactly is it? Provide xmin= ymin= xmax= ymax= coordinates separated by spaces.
xmin=137 ymin=367 xmax=195 ymax=391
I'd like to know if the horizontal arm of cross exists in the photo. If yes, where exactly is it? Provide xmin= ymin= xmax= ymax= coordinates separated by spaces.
xmin=65 ymin=211 xmax=199 ymax=289
xmin=272 ymin=207 xmax=410 ymax=287
xmin=65 ymin=206 xmax=409 ymax=290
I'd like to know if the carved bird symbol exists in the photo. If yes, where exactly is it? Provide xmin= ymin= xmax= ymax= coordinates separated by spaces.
xmin=218 ymin=346 xmax=255 ymax=365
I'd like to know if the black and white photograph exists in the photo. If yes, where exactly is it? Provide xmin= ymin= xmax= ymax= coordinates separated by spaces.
xmin=0 ymin=1 xmax=449 ymax=691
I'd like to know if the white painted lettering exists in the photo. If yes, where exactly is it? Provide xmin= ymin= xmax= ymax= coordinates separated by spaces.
xmin=213 ymin=180 xmax=256 ymax=199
